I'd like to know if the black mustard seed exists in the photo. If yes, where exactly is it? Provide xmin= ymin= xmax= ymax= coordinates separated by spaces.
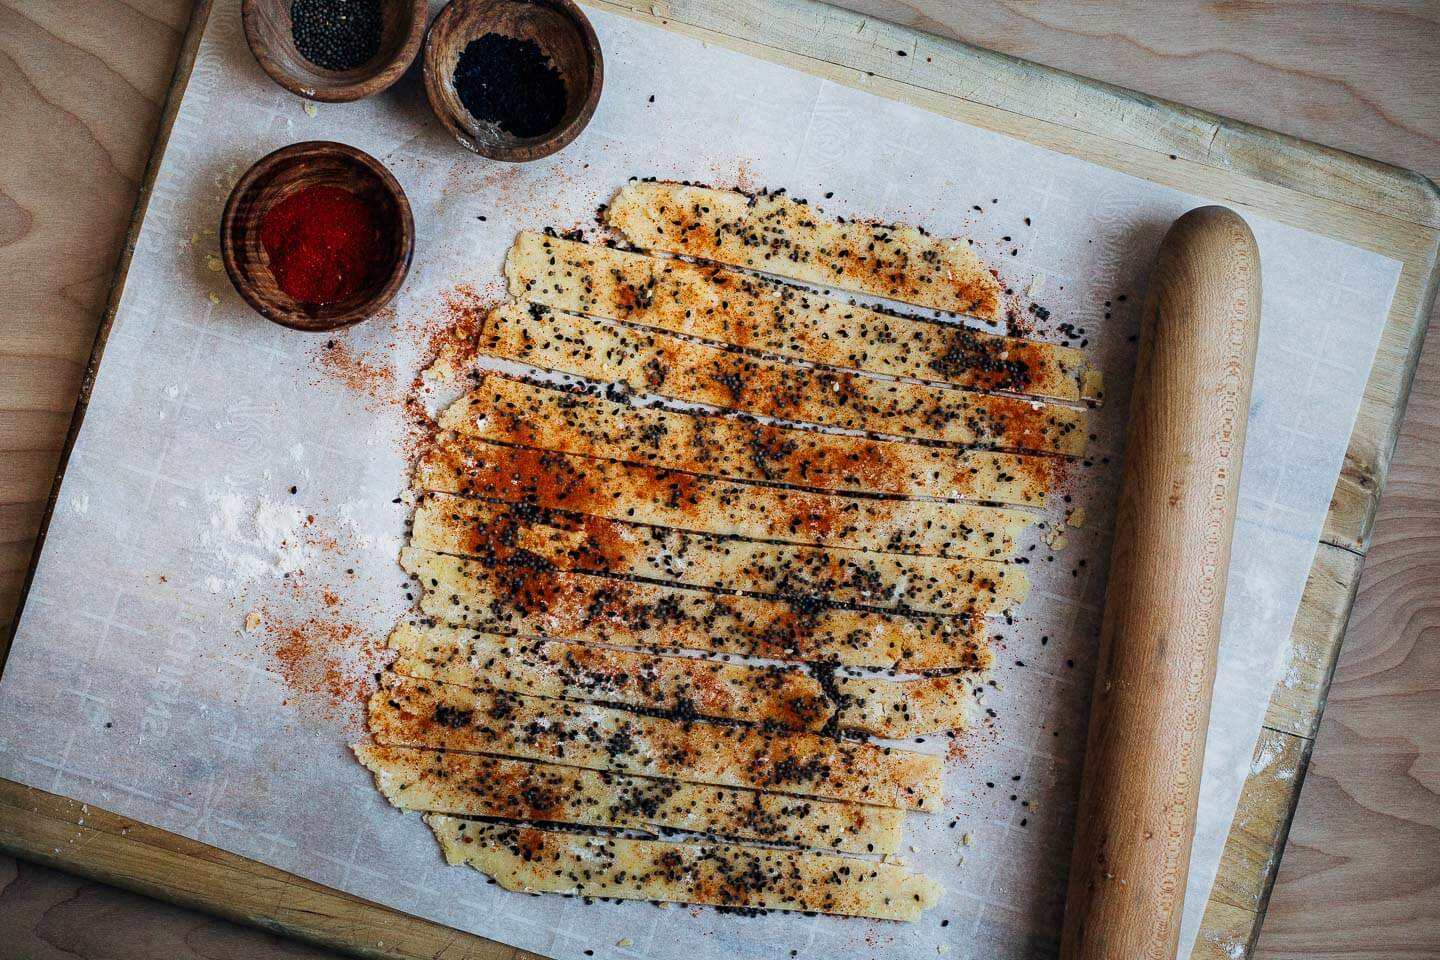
xmin=291 ymin=0 xmax=382 ymax=72
xmin=452 ymin=33 xmax=568 ymax=138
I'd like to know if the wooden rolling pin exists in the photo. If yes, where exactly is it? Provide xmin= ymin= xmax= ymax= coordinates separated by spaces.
xmin=1059 ymin=206 xmax=1261 ymax=959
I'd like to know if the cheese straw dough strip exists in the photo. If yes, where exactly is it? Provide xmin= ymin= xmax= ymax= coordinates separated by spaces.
xmin=607 ymin=181 xmax=1004 ymax=324
xmin=480 ymin=303 xmax=1086 ymax=455
xmin=427 ymin=817 xmax=941 ymax=920
xmin=370 ymin=677 xmax=943 ymax=810
xmin=834 ymin=675 xmax=979 ymax=739
xmin=411 ymin=494 xmax=1028 ymax=616
xmin=354 ymin=745 xmax=901 ymax=854
xmin=506 ymin=231 xmax=1100 ymax=402
xmin=441 ymin=380 xmax=1054 ymax=507
xmin=388 ymin=621 xmax=832 ymax=731
xmin=416 ymin=433 xmax=1035 ymax=561
xmin=400 ymin=547 xmax=991 ymax=671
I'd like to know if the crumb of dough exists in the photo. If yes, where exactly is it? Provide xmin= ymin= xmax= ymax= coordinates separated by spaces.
xmin=244 ymin=611 xmax=262 ymax=632
xmin=1068 ymin=507 xmax=1087 ymax=528
xmin=961 ymin=832 xmax=974 ymax=846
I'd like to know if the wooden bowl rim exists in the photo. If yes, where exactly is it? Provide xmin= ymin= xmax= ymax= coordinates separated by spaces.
xmin=241 ymin=0 xmax=428 ymax=103
xmin=220 ymin=140 xmax=415 ymax=332
xmin=421 ymin=0 xmax=604 ymax=161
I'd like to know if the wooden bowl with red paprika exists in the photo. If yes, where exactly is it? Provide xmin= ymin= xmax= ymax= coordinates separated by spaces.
xmin=221 ymin=141 xmax=414 ymax=331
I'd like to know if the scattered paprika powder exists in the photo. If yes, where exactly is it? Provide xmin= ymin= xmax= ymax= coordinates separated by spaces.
xmin=260 ymin=184 xmax=381 ymax=304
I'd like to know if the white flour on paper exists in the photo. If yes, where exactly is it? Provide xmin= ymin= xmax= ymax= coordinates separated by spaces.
xmin=0 ymin=3 xmax=1402 ymax=959
xmin=201 ymin=489 xmax=312 ymax=588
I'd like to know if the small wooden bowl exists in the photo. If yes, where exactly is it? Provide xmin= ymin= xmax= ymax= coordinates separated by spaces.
xmin=242 ymin=0 xmax=427 ymax=102
xmin=423 ymin=0 xmax=603 ymax=161
xmin=221 ymin=141 xmax=414 ymax=332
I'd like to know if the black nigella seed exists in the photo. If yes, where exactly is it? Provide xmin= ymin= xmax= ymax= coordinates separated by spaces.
xmin=291 ymin=0 xmax=383 ymax=72
xmin=452 ymin=33 xmax=568 ymax=138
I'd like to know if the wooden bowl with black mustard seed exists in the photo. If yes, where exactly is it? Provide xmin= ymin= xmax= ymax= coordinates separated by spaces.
xmin=221 ymin=141 xmax=414 ymax=332
xmin=243 ymin=0 xmax=427 ymax=103
xmin=423 ymin=0 xmax=603 ymax=161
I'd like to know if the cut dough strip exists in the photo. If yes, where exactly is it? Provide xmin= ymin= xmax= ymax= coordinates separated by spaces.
xmin=388 ymin=622 xmax=981 ymax=739
xmin=417 ymin=433 xmax=1035 ymax=561
xmin=606 ymin=181 xmax=1003 ymax=324
xmin=480 ymin=302 xmax=1087 ymax=455
xmin=388 ymin=621 xmax=832 ymax=731
xmin=506 ymin=230 xmax=1100 ymax=402
xmin=834 ymin=675 xmax=979 ymax=740
xmin=412 ymin=493 xmax=1029 ymax=616
xmin=400 ymin=547 xmax=992 ymax=671
xmin=427 ymin=816 xmax=941 ymax=921
xmin=354 ymin=744 xmax=901 ymax=855
xmin=441 ymin=379 xmax=1054 ymax=507
xmin=371 ymin=678 xmax=943 ymax=810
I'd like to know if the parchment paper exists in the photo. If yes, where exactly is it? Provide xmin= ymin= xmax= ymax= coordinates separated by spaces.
xmin=0 ymin=4 xmax=1401 ymax=959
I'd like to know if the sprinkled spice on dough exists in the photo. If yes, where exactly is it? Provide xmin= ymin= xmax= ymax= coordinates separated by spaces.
xmin=505 ymin=231 xmax=1102 ymax=402
xmin=414 ymin=432 xmax=1034 ymax=560
xmin=476 ymin=303 xmax=1088 ymax=454
xmin=606 ymin=182 xmax=1006 ymax=321
xmin=399 ymin=546 xmax=993 ymax=671
xmin=348 ymin=183 xmax=1099 ymax=920
xmin=439 ymin=378 xmax=1056 ymax=507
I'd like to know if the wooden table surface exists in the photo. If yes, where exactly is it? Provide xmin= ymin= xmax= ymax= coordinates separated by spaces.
xmin=1 ymin=1 xmax=1435 ymax=957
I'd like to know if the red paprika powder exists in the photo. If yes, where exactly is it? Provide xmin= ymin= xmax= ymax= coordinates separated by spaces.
xmin=259 ymin=185 xmax=380 ymax=304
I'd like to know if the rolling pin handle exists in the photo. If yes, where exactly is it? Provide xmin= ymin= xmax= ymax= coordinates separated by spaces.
xmin=1059 ymin=205 xmax=1261 ymax=960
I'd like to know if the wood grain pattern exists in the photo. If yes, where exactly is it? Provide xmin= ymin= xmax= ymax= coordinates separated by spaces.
xmin=828 ymin=0 xmax=1440 ymax=187
xmin=0 ymin=857 xmax=341 ymax=960
xmin=0 ymin=1 xmax=1435 ymax=959
xmin=1061 ymin=207 xmax=1261 ymax=959
xmin=1255 ymin=330 xmax=1440 ymax=958
xmin=0 ymin=0 xmax=192 ymax=631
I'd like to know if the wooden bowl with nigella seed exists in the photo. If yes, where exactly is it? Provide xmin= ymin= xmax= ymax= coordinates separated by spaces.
xmin=221 ymin=141 xmax=414 ymax=331
xmin=423 ymin=0 xmax=603 ymax=161
xmin=243 ymin=0 xmax=427 ymax=103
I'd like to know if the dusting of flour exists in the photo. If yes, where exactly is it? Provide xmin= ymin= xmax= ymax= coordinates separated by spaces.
xmin=197 ymin=485 xmax=378 ymax=594
xmin=200 ymin=488 xmax=314 ymax=592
